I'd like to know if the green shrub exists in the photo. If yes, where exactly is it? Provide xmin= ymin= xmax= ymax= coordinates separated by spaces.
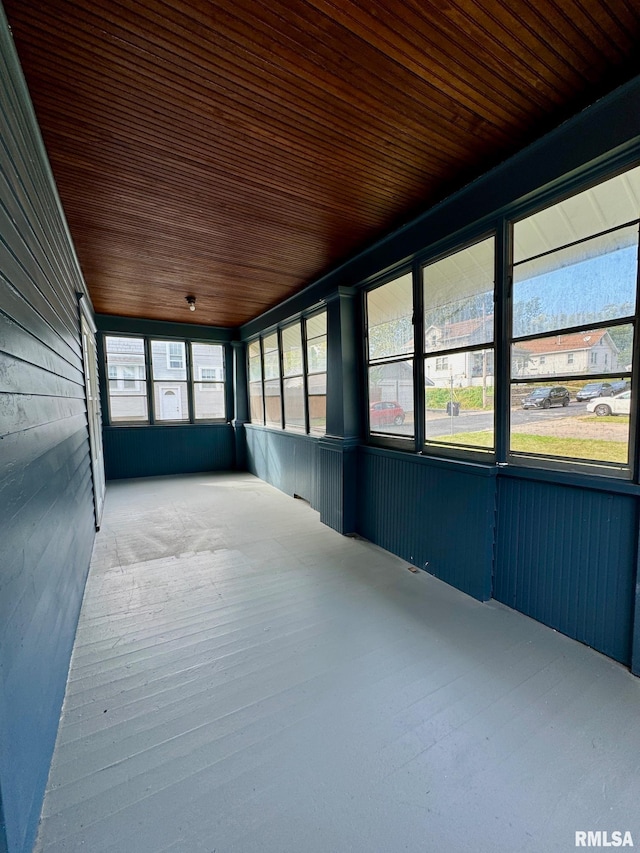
xmin=425 ymin=386 xmax=494 ymax=410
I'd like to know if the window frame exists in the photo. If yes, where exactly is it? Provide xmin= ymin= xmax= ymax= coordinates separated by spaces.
xmin=419 ymin=231 xmax=497 ymax=462
xmin=363 ymin=266 xmax=416 ymax=451
xmin=356 ymin=159 xmax=640 ymax=480
xmin=103 ymin=333 xmax=228 ymax=426
xmin=190 ymin=342 xmax=227 ymax=422
xmin=104 ymin=334 xmax=150 ymax=425
xmin=506 ymin=170 xmax=640 ymax=478
xmin=246 ymin=308 xmax=327 ymax=436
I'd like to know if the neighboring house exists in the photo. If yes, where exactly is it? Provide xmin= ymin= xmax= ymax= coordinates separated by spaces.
xmin=424 ymin=316 xmax=494 ymax=388
xmin=108 ymin=339 xmax=225 ymax=420
xmin=423 ymin=320 xmax=619 ymax=384
xmin=514 ymin=329 xmax=620 ymax=377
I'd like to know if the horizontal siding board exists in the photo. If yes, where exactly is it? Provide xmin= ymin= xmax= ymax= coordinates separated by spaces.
xmin=0 ymin=432 xmax=90 ymax=597
xmin=103 ymin=425 xmax=235 ymax=480
xmin=0 ymin=393 xmax=85 ymax=436
xmin=0 ymin=355 xmax=84 ymax=397
xmin=494 ymin=477 xmax=637 ymax=664
xmin=0 ymin=9 xmax=96 ymax=852
xmin=0 ymin=167 xmax=77 ymax=328
xmin=1 ymin=442 xmax=92 ymax=672
xmin=0 ymin=203 xmax=79 ymax=349
xmin=0 ymin=312 xmax=83 ymax=384
xmin=0 ymin=277 xmax=79 ymax=368
xmin=0 ymin=416 xmax=88 ymax=494
xmin=357 ymin=448 xmax=494 ymax=601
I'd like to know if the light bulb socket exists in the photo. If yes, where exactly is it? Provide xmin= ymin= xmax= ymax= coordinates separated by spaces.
xmin=186 ymin=295 xmax=196 ymax=312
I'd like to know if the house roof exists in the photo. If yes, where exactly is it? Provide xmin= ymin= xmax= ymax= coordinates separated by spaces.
xmin=524 ymin=329 xmax=613 ymax=354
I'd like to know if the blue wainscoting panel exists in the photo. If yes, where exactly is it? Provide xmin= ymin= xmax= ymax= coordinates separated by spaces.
xmin=358 ymin=448 xmax=495 ymax=601
xmin=103 ymin=425 xmax=236 ymax=480
xmin=245 ymin=426 xmax=318 ymax=507
xmin=0 ymin=11 xmax=97 ymax=851
xmin=495 ymin=476 xmax=637 ymax=665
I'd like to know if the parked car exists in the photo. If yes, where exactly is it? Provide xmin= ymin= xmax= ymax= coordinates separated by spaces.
xmin=522 ymin=386 xmax=570 ymax=409
xmin=576 ymin=381 xmax=613 ymax=401
xmin=370 ymin=400 xmax=405 ymax=426
xmin=610 ymin=380 xmax=631 ymax=395
xmin=586 ymin=390 xmax=631 ymax=416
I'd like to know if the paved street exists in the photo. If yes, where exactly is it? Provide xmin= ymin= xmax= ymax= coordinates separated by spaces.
xmin=378 ymin=401 xmax=593 ymax=438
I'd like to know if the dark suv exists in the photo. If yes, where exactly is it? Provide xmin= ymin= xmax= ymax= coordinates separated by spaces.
xmin=522 ymin=386 xmax=570 ymax=409
xmin=576 ymin=382 xmax=613 ymax=401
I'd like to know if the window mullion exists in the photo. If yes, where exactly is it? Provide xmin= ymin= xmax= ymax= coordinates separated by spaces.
xmin=301 ymin=318 xmax=310 ymax=434
xmin=145 ymin=337 xmax=155 ymax=425
xmin=186 ymin=341 xmax=195 ymax=423
xmin=495 ymin=217 xmax=511 ymax=463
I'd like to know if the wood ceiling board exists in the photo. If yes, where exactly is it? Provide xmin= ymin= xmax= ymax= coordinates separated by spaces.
xmin=4 ymin=0 xmax=640 ymax=327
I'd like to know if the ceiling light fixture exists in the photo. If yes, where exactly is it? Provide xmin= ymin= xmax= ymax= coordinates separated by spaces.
xmin=186 ymin=295 xmax=196 ymax=312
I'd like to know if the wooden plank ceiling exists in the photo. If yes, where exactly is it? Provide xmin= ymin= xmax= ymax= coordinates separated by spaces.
xmin=4 ymin=0 xmax=640 ymax=327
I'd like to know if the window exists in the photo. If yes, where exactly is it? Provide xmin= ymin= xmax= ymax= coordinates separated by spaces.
xmin=105 ymin=336 xmax=148 ymax=422
xmin=282 ymin=323 xmax=305 ymax=431
xmin=248 ymin=339 xmax=264 ymax=424
xmin=247 ymin=310 xmax=327 ymax=435
xmin=366 ymin=272 xmax=414 ymax=438
xmin=105 ymin=335 xmax=227 ymax=425
xmin=151 ymin=340 xmax=188 ymax=421
xmin=263 ymin=332 xmax=282 ymax=428
xmin=423 ymin=236 xmax=495 ymax=452
xmin=192 ymin=344 xmax=225 ymax=420
xmin=306 ymin=311 xmax=327 ymax=435
xmin=510 ymin=165 xmax=640 ymax=470
xmin=167 ymin=342 xmax=184 ymax=370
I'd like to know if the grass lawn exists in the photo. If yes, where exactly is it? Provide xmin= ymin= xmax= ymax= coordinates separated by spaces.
xmin=579 ymin=415 xmax=629 ymax=424
xmin=436 ymin=430 xmax=627 ymax=462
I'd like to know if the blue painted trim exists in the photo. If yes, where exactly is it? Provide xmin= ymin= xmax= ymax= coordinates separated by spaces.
xmin=244 ymin=423 xmax=321 ymax=443
xmin=496 ymin=464 xmax=640 ymax=497
xmin=360 ymin=444 xmax=496 ymax=478
xmin=631 ymin=515 xmax=640 ymax=677
xmin=0 ymin=782 xmax=7 ymax=853
xmin=96 ymin=313 xmax=236 ymax=342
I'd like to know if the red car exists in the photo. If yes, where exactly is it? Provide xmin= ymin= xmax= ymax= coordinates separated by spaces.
xmin=370 ymin=400 xmax=405 ymax=426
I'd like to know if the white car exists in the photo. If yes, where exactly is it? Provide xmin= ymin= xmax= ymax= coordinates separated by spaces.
xmin=586 ymin=390 xmax=631 ymax=416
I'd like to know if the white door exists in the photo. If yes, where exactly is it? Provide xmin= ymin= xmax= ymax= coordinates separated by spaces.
xmin=161 ymin=388 xmax=182 ymax=420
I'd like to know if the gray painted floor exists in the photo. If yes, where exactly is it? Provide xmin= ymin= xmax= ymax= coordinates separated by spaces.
xmin=35 ymin=472 xmax=640 ymax=853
